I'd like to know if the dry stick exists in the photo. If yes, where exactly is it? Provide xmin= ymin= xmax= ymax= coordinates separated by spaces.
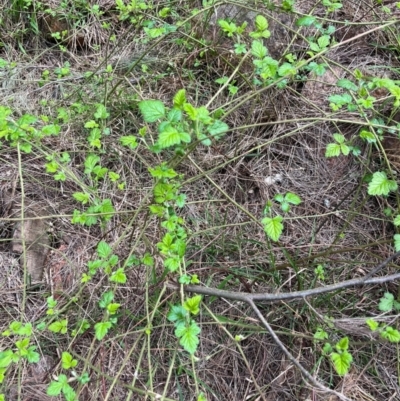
xmin=248 ymin=299 xmax=352 ymax=401
xmin=168 ymin=255 xmax=400 ymax=399
xmin=174 ymin=272 xmax=400 ymax=303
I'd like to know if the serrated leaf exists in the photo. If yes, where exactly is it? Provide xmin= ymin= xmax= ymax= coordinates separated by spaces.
xmin=207 ymin=120 xmax=229 ymax=139
xmin=317 ymin=35 xmax=330 ymax=49
xmin=262 ymin=215 xmax=283 ymax=241
xmin=336 ymin=337 xmax=349 ymax=351
xmin=379 ymin=292 xmax=394 ymax=312
xmin=62 ymin=352 xmax=78 ymax=369
xmin=158 ymin=126 xmax=191 ymax=148
xmin=183 ymin=295 xmax=202 ymax=315
xmin=381 ymin=326 xmax=400 ymax=343
xmin=94 ymin=321 xmax=112 ymax=340
xmin=278 ymin=62 xmax=296 ymax=77
xmin=173 ymin=89 xmax=186 ymax=108
xmin=285 ymin=192 xmax=302 ymax=205
xmin=251 ymin=40 xmax=268 ymax=59
xmin=331 ymin=351 xmax=352 ymax=375
xmin=139 ymin=100 xmax=165 ymax=122
xmin=394 ymin=234 xmax=400 ymax=252
xmin=368 ymin=171 xmax=398 ymax=196
xmin=296 ymin=15 xmax=316 ymax=26
xmin=73 ymin=192 xmax=90 ymax=204
xmin=359 ymin=130 xmax=376 ymax=143
xmin=314 ymin=327 xmax=328 ymax=340
xmin=366 ymin=318 xmax=379 ymax=331
xmin=325 ymin=143 xmax=341 ymax=157
xmin=47 ymin=380 xmax=64 ymax=396
xmin=97 ymin=241 xmax=112 ymax=259
xmin=175 ymin=321 xmax=201 ymax=354
xmin=336 ymin=79 xmax=358 ymax=92
xmin=340 ymin=143 xmax=350 ymax=156
xmin=110 ymin=268 xmax=127 ymax=284
xmin=332 ymin=133 xmax=345 ymax=144
xmin=168 ymin=304 xmax=187 ymax=323
xmin=255 ymin=15 xmax=268 ymax=31
xmin=394 ymin=215 xmax=400 ymax=226
xmin=120 ymin=135 xmax=138 ymax=149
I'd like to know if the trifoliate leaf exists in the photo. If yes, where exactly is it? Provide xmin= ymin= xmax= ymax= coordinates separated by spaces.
xmin=183 ymin=295 xmax=202 ymax=315
xmin=62 ymin=352 xmax=78 ymax=370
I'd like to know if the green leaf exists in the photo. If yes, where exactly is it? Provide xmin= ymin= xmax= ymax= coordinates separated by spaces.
xmin=366 ymin=318 xmax=379 ymax=331
xmin=379 ymin=292 xmax=394 ymax=312
xmin=73 ymin=192 xmax=90 ymax=204
xmin=175 ymin=321 xmax=201 ymax=354
xmin=97 ymin=241 xmax=112 ymax=259
xmin=255 ymin=15 xmax=268 ymax=31
xmin=173 ymin=89 xmax=186 ymax=108
xmin=94 ymin=321 xmax=112 ymax=340
xmin=164 ymin=256 xmax=181 ymax=271
xmin=120 ymin=135 xmax=138 ymax=149
xmin=84 ymin=154 xmax=100 ymax=175
xmin=62 ymin=352 xmax=78 ymax=369
xmin=278 ymin=62 xmax=297 ymax=77
xmin=394 ymin=215 xmax=400 ymax=226
xmin=110 ymin=268 xmax=127 ymax=284
xmin=167 ymin=108 xmax=182 ymax=123
xmin=381 ymin=326 xmax=400 ymax=343
xmin=48 ymin=319 xmax=68 ymax=334
xmin=262 ymin=216 xmax=283 ymax=241
xmin=368 ymin=171 xmax=398 ymax=196
xmin=183 ymin=295 xmax=202 ymax=315
xmin=335 ymin=337 xmax=349 ymax=351
xmin=394 ymin=234 xmax=400 ymax=252
xmin=139 ymin=100 xmax=165 ymax=122
xmin=94 ymin=104 xmax=109 ymax=120
xmin=285 ymin=192 xmax=302 ymax=205
xmin=99 ymin=291 xmax=114 ymax=308
xmin=332 ymin=133 xmax=345 ymax=144
xmin=325 ymin=143 xmax=341 ymax=157
xmin=317 ymin=35 xmax=330 ymax=49
xmin=296 ymin=15 xmax=316 ymax=26
xmin=158 ymin=126 xmax=191 ymax=148
xmin=106 ymin=303 xmax=120 ymax=314
xmin=168 ymin=304 xmax=187 ymax=324
xmin=47 ymin=379 xmax=64 ymax=396
xmin=42 ymin=124 xmax=61 ymax=136
xmin=336 ymin=79 xmax=358 ymax=92
xmin=359 ymin=130 xmax=376 ymax=143
xmin=251 ymin=40 xmax=268 ymax=59
xmin=331 ymin=351 xmax=352 ymax=375
xmin=0 ymin=350 xmax=14 ymax=368
xmin=207 ymin=120 xmax=229 ymax=139
xmin=314 ymin=327 xmax=328 ymax=340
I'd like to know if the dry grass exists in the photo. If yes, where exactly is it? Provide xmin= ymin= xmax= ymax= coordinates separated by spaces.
xmin=0 ymin=0 xmax=399 ymax=400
